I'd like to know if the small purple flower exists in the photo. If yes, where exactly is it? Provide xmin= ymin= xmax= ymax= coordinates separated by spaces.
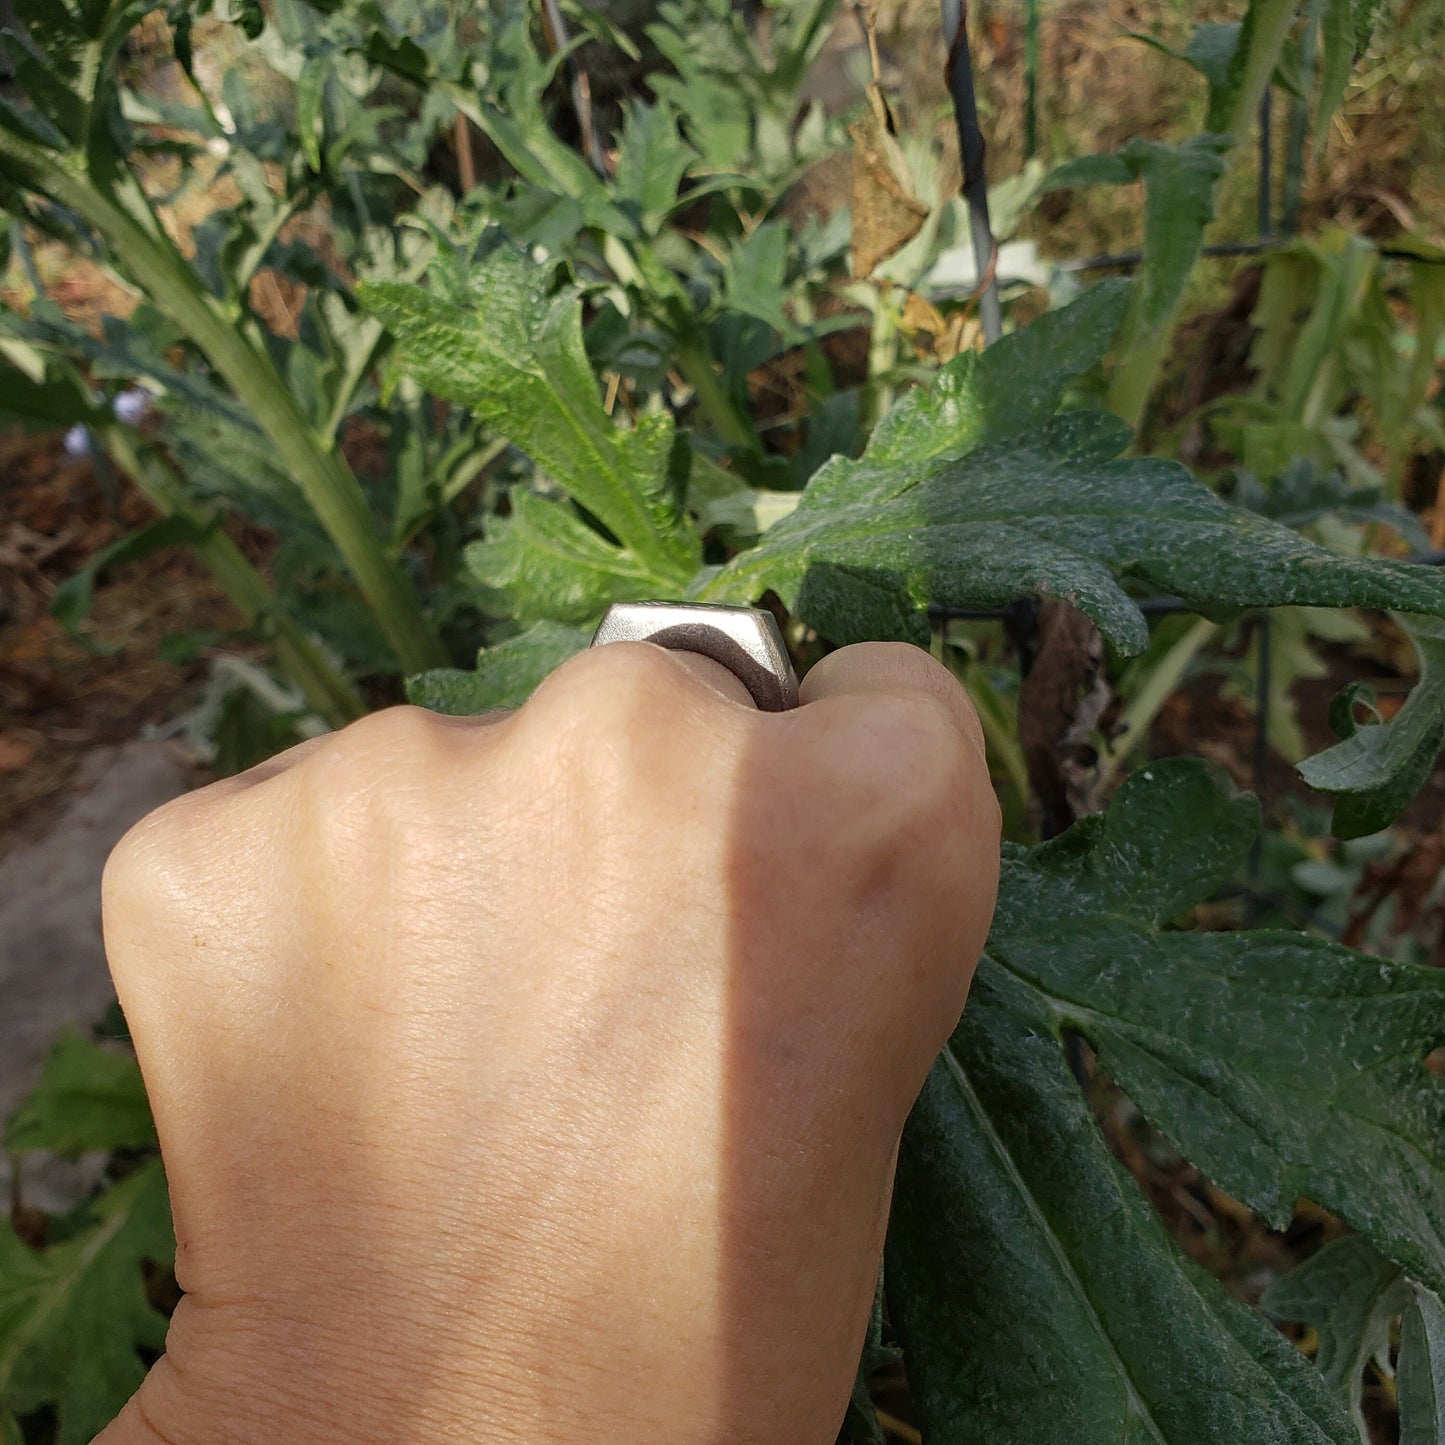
xmin=63 ymin=423 xmax=91 ymax=457
xmin=112 ymin=387 xmax=150 ymax=425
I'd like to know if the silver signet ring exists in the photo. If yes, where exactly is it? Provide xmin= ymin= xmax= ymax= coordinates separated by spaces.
xmin=590 ymin=602 xmax=800 ymax=712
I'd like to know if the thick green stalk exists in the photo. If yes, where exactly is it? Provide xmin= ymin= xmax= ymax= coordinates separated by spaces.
xmin=99 ymin=425 xmax=367 ymax=726
xmin=6 ymin=140 xmax=445 ymax=673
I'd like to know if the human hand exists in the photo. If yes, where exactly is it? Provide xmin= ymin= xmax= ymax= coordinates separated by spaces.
xmin=97 ymin=640 xmax=1000 ymax=1444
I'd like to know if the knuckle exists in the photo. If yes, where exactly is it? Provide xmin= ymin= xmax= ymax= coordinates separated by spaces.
xmin=523 ymin=643 xmax=699 ymax=751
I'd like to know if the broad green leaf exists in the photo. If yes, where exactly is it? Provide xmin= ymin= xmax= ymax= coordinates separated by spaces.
xmin=1262 ymin=1237 xmax=1408 ymax=1433
xmin=0 ymin=1161 xmax=172 ymax=1445
xmin=862 ymin=279 xmax=1131 ymax=469
xmin=889 ymin=967 xmax=1354 ymax=1444
xmin=0 ymin=351 xmax=103 ymax=429
xmin=406 ymin=622 xmax=591 ymax=715
xmin=702 ymin=293 xmax=1445 ymax=656
xmin=986 ymin=760 xmax=1445 ymax=1290
xmin=466 ymin=488 xmax=673 ymax=625
xmin=4 ymin=1031 xmax=155 ymax=1157
xmin=1298 ymin=613 xmax=1445 ymax=838
xmin=1399 ymin=1283 xmax=1445 ymax=1445
xmin=889 ymin=759 xmax=1445 ymax=1439
xmin=359 ymin=246 xmax=700 ymax=583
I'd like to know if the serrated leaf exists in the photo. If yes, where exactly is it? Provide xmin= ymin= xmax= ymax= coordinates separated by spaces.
xmin=1262 ymin=1237 xmax=1409 ymax=1433
xmin=702 ymin=291 xmax=1445 ymax=656
xmin=360 ymin=246 xmax=700 ymax=584
xmin=889 ymin=759 xmax=1445 ymax=1439
xmin=4 ymin=1030 xmax=155 ymax=1157
xmin=1399 ymin=1282 xmax=1445 ymax=1445
xmin=466 ymin=489 xmax=671 ymax=625
xmin=889 ymin=968 xmax=1355 ymax=1444
xmin=1044 ymin=135 xmax=1231 ymax=338
xmin=985 ymin=760 xmax=1445 ymax=1291
xmin=405 ymin=621 xmax=590 ymax=714
xmin=613 ymin=99 xmax=696 ymax=237
xmin=1298 ymin=613 xmax=1445 ymax=837
xmin=0 ymin=1161 xmax=172 ymax=1445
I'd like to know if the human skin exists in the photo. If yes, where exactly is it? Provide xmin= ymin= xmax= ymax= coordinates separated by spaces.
xmin=96 ymin=640 xmax=1001 ymax=1444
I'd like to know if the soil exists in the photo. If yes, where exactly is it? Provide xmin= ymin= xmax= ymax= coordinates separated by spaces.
xmin=0 ymin=428 xmax=235 ymax=854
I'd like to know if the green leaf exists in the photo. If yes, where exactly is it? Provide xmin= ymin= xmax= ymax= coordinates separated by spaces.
xmin=1399 ymin=1283 xmax=1445 ymax=1445
xmin=1207 ymin=0 xmax=1297 ymax=136
xmin=613 ymin=100 xmax=697 ymax=237
xmin=888 ymin=758 xmax=1445 ymax=1439
xmin=1314 ymin=0 xmax=1356 ymax=155
xmin=466 ymin=488 xmax=673 ymax=625
xmin=0 ymin=1161 xmax=172 ymax=1445
xmin=1044 ymin=136 xmax=1230 ymax=336
xmin=986 ymin=759 xmax=1445 ymax=1290
xmin=0 ymin=352 xmax=103 ymax=430
xmin=703 ymin=291 xmax=1445 ymax=655
xmin=405 ymin=621 xmax=591 ymax=714
xmin=1262 ymin=1237 xmax=1409 ymax=1431
xmin=4 ymin=1030 xmax=155 ymax=1157
xmin=50 ymin=514 xmax=210 ymax=636
xmin=889 ymin=970 xmax=1354 ymax=1443
xmin=1125 ymin=24 xmax=1238 ymax=107
xmin=1298 ymin=613 xmax=1445 ymax=838
xmin=1047 ymin=134 xmax=1230 ymax=427
xmin=360 ymin=245 xmax=700 ymax=584
xmin=1234 ymin=460 xmax=1428 ymax=551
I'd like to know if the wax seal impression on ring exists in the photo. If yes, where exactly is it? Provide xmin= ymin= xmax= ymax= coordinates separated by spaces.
xmin=590 ymin=602 xmax=799 ymax=712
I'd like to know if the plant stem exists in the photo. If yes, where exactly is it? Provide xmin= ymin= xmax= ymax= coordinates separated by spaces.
xmin=7 ymin=142 xmax=445 ymax=673
xmin=859 ymin=294 xmax=897 ymax=436
xmin=672 ymin=325 xmax=759 ymax=452
xmin=98 ymin=424 xmax=367 ymax=726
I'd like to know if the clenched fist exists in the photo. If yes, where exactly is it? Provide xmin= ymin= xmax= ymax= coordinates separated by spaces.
xmin=97 ymin=641 xmax=1000 ymax=1445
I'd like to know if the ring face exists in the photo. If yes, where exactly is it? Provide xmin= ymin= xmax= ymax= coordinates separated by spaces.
xmin=590 ymin=602 xmax=800 ymax=711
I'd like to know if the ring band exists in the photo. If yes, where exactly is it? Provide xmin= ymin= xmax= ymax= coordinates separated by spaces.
xmin=590 ymin=602 xmax=800 ymax=712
